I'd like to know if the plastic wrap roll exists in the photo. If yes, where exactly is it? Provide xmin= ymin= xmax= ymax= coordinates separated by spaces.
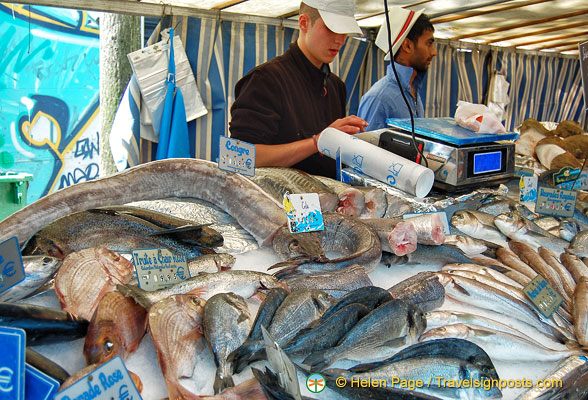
xmin=317 ymin=127 xmax=435 ymax=198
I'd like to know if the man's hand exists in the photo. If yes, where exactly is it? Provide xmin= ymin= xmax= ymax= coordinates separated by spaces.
xmin=329 ymin=115 xmax=369 ymax=134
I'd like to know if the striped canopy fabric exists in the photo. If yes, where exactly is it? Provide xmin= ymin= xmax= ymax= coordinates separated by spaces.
xmin=110 ymin=17 xmax=584 ymax=170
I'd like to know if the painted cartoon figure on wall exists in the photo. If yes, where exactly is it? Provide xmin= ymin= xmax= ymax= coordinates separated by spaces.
xmin=0 ymin=4 xmax=100 ymax=203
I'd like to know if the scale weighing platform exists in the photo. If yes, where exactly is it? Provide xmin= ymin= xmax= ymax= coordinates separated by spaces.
xmin=375 ymin=117 xmax=519 ymax=192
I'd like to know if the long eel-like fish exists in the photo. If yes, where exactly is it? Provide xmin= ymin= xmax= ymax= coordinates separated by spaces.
xmin=0 ymin=159 xmax=287 ymax=247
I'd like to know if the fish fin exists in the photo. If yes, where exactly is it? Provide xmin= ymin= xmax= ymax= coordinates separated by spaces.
xmin=149 ymin=224 xmax=211 ymax=236
xmin=302 ymin=349 xmax=333 ymax=372
xmin=166 ymin=377 xmax=201 ymax=400
xmin=187 ymin=287 xmax=207 ymax=297
xmin=226 ymin=341 xmax=265 ymax=374
xmin=116 ymin=284 xmax=153 ymax=309
xmin=213 ymin=369 xmax=235 ymax=395
xmin=267 ymin=257 xmax=311 ymax=270
xmin=452 ymin=281 xmax=471 ymax=296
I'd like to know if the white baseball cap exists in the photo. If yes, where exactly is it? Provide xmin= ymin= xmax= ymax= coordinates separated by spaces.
xmin=302 ymin=0 xmax=363 ymax=35
xmin=376 ymin=7 xmax=425 ymax=60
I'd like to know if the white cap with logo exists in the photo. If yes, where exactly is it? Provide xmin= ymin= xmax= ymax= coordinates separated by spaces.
xmin=375 ymin=6 xmax=425 ymax=60
xmin=303 ymin=0 xmax=363 ymax=35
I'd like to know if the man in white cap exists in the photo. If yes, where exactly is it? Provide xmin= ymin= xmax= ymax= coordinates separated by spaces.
xmin=229 ymin=1 xmax=368 ymax=179
xmin=358 ymin=8 xmax=437 ymax=130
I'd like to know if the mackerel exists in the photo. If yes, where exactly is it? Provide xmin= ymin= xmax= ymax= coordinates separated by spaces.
xmin=0 ymin=159 xmax=287 ymax=247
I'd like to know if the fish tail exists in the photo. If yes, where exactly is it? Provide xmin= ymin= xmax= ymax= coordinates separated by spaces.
xmin=166 ymin=377 xmax=202 ymax=400
xmin=213 ymin=369 xmax=235 ymax=395
xmin=302 ymin=349 xmax=333 ymax=372
xmin=227 ymin=341 xmax=265 ymax=374
xmin=116 ymin=284 xmax=153 ymax=309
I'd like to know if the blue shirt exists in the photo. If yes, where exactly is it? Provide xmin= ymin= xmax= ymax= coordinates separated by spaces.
xmin=358 ymin=62 xmax=425 ymax=130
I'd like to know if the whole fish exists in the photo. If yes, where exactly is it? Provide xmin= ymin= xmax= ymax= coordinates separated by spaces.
xmin=450 ymin=210 xmax=508 ymax=247
xmin=230 ymin=289 xmax=334 ymax=373
xmin=494 ymin=212 xmax=568 ymax=254
xmin=516 ymin=355 xmax=588 ymax=400
xmin=26 ymin=347 xmax=70 ymax=384
xmin=441 ymin=263 xmax=524 ymax=289
xmin=148 ymin=294 xmax=207 ymax=400
xmin=359 ymin=218 xmax=417 ymax=256
xmin=567 ymin=230 xmax=588 ymax=258
xmin=509 ymin=241 xmax=571 ymax=310
xmin=187 ymin=253 xmax=236 ymax=275
xmin=270 ymin=213 xmax=382 ymax=277
xmin=472 ymin=260 xmax=533 ymax=287
xmin=0 ymin=302 xmax=88 ymax=345
xmin=387 ymin=271 xmax=445 ymax=312
xmin=282 ymin=303 xmax=369 ymax=356
xmin=425 ymin=310 xmax=568 ymax=351
xmin=350 ymin=338 xmax=499 ymax=381
xmin=420 ymin=323 xmax=579 ymax=362
xmin=302 ymin=299 xmax=426 ymax=370
xmin=538 ymin=247 xmax=576 ymax=299
xmin=560 ymin=253 xmax=588 ymax=283
xmin=495 ymin=247 xmax=538 ymax=279
xmin=128 ymin=197 xmax=258 ymax=254
xmin=573 ymin=277 xmax=588 ymax=347
xmin=444 ymin=234 xmax=498 ymax=257
xmin=0 ymin=255 xmax=61 ymax=302
xmin=0 ymin=159 xmax=287 ymax=248
xmin=319 ymin=285 xmax=393 ymax=322
xmin=325 ymin=355 xmax=501 ymax=400
xmin=557 ymin=219 xmax=581 ymax=242
xmin=251 ymin=167 xmax=339 ymax=212
xmin=118 ymin=270 xmax=287 ymax=309
xmin=22 ymin=209 xmax=208 ymax=260
xmin=83 ymin=291 xmax=148 ymax=365
xmin=203 ymin=292 xmax=252 ymax=394
xmin=55 ymin=248 xmax=135 ymax=320
xmin=533 ymin=215 xmax=562 ymax=233
xmin=282 ymin=264 xmax=372 ymax=298
xmin=381 ymin=243 xmax=477 ymax=270
xmin=94 ymin=205 xmax=224 ymax=247
xmin=314 ymin=175 xmax=365 ymax=217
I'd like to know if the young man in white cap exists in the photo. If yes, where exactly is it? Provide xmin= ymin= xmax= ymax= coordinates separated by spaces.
xmin=358 ymin=8 xmax=437 ymax=130
xmin=229 ymin=1 xmax=368 ymax=178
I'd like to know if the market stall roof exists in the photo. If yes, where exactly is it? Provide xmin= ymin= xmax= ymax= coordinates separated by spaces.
xmin=12 ymin=0 xmax=587 ymax=55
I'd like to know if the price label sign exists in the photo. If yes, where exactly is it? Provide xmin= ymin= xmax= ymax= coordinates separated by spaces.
xmin=283 ymin=193 xmax=324 ymax=233
xmin=131 ymin=248 xmax=190 ymax=291
xmin=25 ymin=364 xmax=60 ymax=400
xmin=535 ymin=186 xmax=576 ymax=218
xmin=0 ymin=326 xmax=25 ymax=400
xmin=54 ymin=356 xmax=142 ymax=400
xmin=219 ymin=136 xmax=255 ymax=177
xmin=0 ymin=237 xmax=25 ymax=295
xmin=519 ymin=176 xmax=538 ymax=202
xmin=524 ymin=274 xmax=563 ymax=318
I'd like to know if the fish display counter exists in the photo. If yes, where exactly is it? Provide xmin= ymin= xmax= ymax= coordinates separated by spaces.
xmin=1 ymin=153 xmax=587 ymax=400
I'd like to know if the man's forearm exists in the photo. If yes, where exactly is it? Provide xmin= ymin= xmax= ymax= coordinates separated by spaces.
xmin=254 ymin=138 xmax=317 ymax=167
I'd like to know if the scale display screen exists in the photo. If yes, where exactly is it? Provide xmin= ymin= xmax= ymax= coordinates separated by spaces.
xmin=473 ymin=151 xmax=502 ymax=174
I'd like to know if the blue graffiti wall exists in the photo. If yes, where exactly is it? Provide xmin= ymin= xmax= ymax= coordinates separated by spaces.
xmin=0 ymin=3 xmax=100 ymax=204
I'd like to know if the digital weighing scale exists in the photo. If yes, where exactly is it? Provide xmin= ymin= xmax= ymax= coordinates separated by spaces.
xmin=364 ymin=117 xmax=519 ymax=192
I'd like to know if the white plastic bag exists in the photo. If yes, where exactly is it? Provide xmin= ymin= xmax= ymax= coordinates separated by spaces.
xmin=454 ymin=100 xmax=506 ymax=134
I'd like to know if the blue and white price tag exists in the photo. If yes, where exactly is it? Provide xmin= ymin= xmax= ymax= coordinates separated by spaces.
xmin=524 ymin=274 xmax=563 ymax=319
xmin=519 ymin=176 xmax=538 ymax=202
xmin=54 ymin=356 xmax=142 ymax=400
xmin=0 ymin=237 xmax=25 ymax=297
xmin=25 ymin=364 xmax=59 ymax=400
xmin=218 ymin=137 xmax=255 ymax=177
xmin=0 ymin=326 xmax=26 ymax=400
xmin=283 ymin=193 xmax=324 ymax=234
xmin=131 ymin=248 xmax=190 ymax=291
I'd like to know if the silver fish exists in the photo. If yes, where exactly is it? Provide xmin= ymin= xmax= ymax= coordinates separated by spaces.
xmin=421 ymin=323 xmax=580 ymax=362
xmin=567 ymin=230 xmax=588 ymax=258
xmin=495 ymin=212 xmax=569 ymax=254
xmin=0 ymin=159 xmax=287 ymax=248
xmin=444 ymin=234 xmax=498 ymax=257
xmin=516 ymin=355 xmax=588 ymax=399
xmin=450 ymin=210 xmax=508 ymax=247
xmin=283 ymin=264 xmax=373 ymax=298
xmin=0 ymin=256 xmax=61 ymax=302
xmin=203 ymin=292 xmax=251 ymax=394
xmin=118 ymin=270 xmax=287 ymax=309
xmin=251 ymin=167 xmax=339 ymax=212
xmin=187 ymin=253 xmax=236 ymax=275
xmin=441 ymin=263 xmax=523 ymax=289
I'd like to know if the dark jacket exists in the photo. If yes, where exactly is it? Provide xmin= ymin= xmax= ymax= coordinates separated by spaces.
xmin=229 ymin=42 xmax=347 ymax=178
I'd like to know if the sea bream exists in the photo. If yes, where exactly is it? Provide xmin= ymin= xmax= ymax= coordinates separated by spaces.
xmin=0 ymin=159 xmax=288 ymax=248
xmin=450 ymin=210 xmax=508 ymax=247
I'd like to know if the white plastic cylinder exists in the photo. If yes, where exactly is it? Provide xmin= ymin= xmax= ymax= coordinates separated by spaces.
xmin=317 ymin=127 xmax=435 ymax=198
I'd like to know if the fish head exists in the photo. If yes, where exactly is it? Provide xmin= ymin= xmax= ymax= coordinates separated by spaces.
xmin=272 ymin=228 xmax=325 ymax=260
xmin=182 ymin=295 xmax=207 ymax=319
xmin=450 ymin=211 xmax=480 ymax=235
xmin=312 ymin=291 xmax=336 ymax=314
xmin=493 ymin=211 xmax=523 ymax=236
xmin=23 ymin=235 xmax=67 ymax=259
xmin=83 ymin=319 xmax=125 ymax=365
xmin=407 ymin=305 xmax=427 ymax=343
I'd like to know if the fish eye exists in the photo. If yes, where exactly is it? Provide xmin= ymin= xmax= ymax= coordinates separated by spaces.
xmin=42 ymin=256 xmax=52 ymax=264
xmin=289 ymin=240 xmax=299 ymax=251
xmin=104 ymin=340 xmax=114 ymax=353
xmin=191 ymin=297 xmax=202 ymax=306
